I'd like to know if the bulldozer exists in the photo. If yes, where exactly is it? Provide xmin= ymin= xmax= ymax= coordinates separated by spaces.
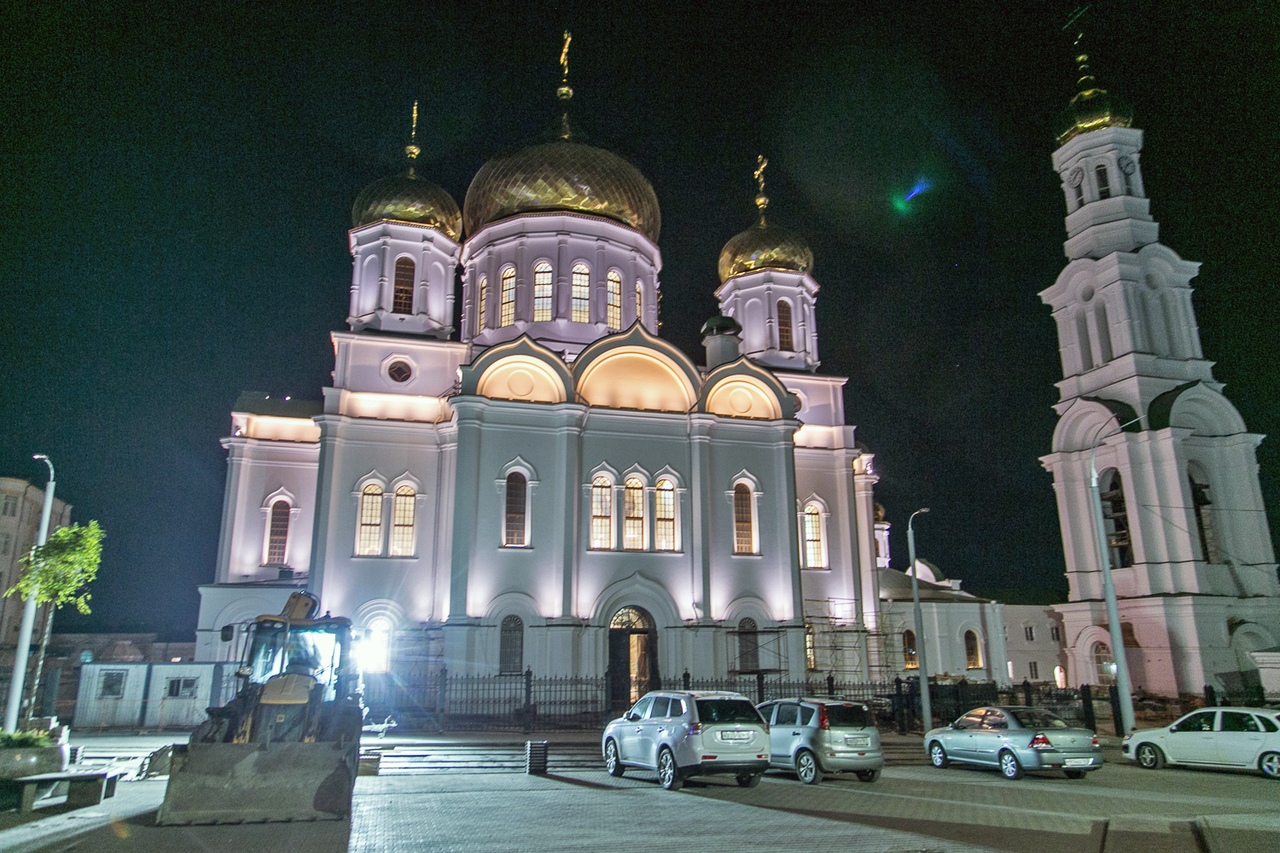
xmin=156 ymin=591 xmax=364 ymax=824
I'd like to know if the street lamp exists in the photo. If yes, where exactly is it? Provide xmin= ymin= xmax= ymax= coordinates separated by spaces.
xmin=1088 ymin=417 xmax=1140 ymax=735
xmin=908 ymin=507 xmax=931 ymax=732
xmin=5 ymin=455 xmax=56 ymax=732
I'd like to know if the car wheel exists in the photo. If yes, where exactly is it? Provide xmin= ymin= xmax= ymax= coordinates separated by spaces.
xmin=1136 ymin=743 xmax=1165 ymax=770
xmin=1259 ymin=752 xmax=1280 ymax=780
xmin=657 ymin=747 xmax=683 ymax=791
xmin=736 ymin=772 xmax=762 ymax=788
xmin=856 ymin=769 xmax=881 ymax=783
xmin=795 ymin=748 xmax=823 ymax=785
xmin=999 ymin=750 xmax=1024 ymax=780
xmin=929 ymin=741 xmax=949 ymax=769
xmin=1063 ymin=769 xmax=1086 ymax=780
xmin=604 ymin=739 xmax=625 ymax=777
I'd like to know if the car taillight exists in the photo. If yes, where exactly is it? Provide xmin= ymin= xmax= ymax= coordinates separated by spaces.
xmin=817 ymin=704 xmax=830 ymax=731
xmin=689 ymin=722 xmax=702 ymax=736
xmin=1029 ymin=733 xmax=1052 ymax=750
xmin=1092 ymin=735 xmax=1100 ymax=747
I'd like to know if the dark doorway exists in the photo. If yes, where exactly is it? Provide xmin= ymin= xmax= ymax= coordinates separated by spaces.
xmin=608 ymin=606 xmax=659 ymax=710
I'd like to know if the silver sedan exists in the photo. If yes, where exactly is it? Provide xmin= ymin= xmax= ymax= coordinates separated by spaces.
xmin=925 ymin=705 xmax=1103 ymax=780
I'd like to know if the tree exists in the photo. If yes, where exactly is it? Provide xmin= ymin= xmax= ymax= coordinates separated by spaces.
xmin=4 ymin=521 xmax=103 ymax=721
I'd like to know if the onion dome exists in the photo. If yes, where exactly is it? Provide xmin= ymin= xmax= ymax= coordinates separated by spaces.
xmin=717 ymin=155 xmax=814 ymax=283
xmin=351 ymin=101 xmax=462 ymax=240
xmin=700 ymin=314 xmax=742 ymax=337
xmin=1056 ymin=32 xmax=1132 ymax=146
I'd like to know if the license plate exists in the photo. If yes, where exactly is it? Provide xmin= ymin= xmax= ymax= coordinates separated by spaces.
xmin=720 ymin=731 xmax=750 ymax=741
xmin=1064 ymin=758 xmax=1093 ymax=767
xmin=845 ymin=736 xmax=870 ymax=748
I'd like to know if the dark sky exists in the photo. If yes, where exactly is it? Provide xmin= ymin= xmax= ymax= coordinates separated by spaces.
xmin=3 ymin=2 xmax=1278 ymax=637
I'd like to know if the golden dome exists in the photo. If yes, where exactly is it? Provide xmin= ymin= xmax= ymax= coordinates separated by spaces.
xmin=1056 ymin=86 xmax=1133 ymax=147
xmin=718 ymin=222 xmax=814 ymax=283
xmin=351 ymin=167 xmax=462 ymax=240
xmin=463 ymin=139 xmax=661 ymax=242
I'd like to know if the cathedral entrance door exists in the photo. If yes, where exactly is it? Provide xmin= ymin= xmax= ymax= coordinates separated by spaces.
xmin=608 ymin=606 xmax=659 ymax=710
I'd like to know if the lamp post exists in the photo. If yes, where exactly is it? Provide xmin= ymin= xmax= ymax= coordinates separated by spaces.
xmin=1088 ymin=418 xmax=1140 ymax=735
xmin=908 ymin=507 xmax=931 ymax=732
xmin=5 ymin=455 xmax=55 ymax=732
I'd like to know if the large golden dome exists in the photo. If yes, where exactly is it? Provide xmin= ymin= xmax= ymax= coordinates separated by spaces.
xmin=351 ymin=167 xmax=462 ymax=240
xmin=718 ymin=222 xmax=814 ymax=283
xmin=463 ymin=139 xmax=661 ymax=242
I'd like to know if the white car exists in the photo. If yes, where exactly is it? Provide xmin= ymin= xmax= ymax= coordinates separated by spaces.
xmin=1123 ymin=706 xmax=1280 ymax=779
xmin=602 ymin=690 xmax=769 ymax=791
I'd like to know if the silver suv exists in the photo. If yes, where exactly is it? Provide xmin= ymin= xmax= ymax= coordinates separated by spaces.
xmin=757 ymin=697 xmax=884 ymax=784
xmin=602 ymin=690 xmax=769 ymax=791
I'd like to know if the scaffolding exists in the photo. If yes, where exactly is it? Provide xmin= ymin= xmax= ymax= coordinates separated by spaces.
xmin=803 ymin=598 xmax=901 ymax=681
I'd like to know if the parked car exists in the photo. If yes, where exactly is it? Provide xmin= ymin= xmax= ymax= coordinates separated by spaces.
xmin=1122 ymin=706 xmax=1280 ymax=779
xmin=757 ymin=698 xmax=884 ymax=784
xmin=602 ymin=690 xmax=769 ymax=791
xmin=924 ymin=705 xmax=1103 ymax=780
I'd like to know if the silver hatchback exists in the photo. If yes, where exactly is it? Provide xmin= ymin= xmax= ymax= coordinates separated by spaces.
xmin=757 ymin=698 xmax=884 ymax=783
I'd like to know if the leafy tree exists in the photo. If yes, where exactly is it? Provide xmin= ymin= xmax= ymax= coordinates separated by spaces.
xmin=4 ymin=521 xmax=104 ymax=721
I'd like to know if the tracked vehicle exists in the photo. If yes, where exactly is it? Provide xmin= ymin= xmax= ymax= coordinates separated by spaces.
xmin=156 ymin=592 xmax=363 ymax=824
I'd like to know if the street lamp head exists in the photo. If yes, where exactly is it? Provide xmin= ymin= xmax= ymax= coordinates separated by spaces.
xmin=33 ymin=454 xmax=47 ymax=461
xmin=919 ymin=507 xmax=930 ymax=514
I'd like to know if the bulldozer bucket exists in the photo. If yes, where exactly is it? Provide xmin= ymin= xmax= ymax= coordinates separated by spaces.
xmin=155 ymin=739 xmax=358 ymax=825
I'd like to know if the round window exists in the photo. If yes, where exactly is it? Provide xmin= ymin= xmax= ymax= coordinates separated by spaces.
xmin=387 ymin=360 xmax=413 ymax=383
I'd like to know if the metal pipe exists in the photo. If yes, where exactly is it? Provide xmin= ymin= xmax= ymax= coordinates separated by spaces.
xmin=908 ymin=507 xmax=931 ymax=731
xmin=5 ymin=455 xmax=55 ymax=731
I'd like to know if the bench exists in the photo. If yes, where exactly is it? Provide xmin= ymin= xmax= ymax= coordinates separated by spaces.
xmin=7 ymin=769 xmax=123 ymax=812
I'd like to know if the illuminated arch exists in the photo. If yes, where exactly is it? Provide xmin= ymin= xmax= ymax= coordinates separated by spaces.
xmin=460 ymin=336 xmax=573 ymax=404
xmin=700 ymin=361 xmax=795 ymax=420
xmin=574 ymin=326 xmax=699 ymax=413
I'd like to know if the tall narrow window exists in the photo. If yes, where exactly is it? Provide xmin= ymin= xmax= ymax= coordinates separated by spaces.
xmin=605 ymin=270 xmax=622 ymax=330
xmin=364 ymin=616 xmax=393 ymax=674
xmin=504 ymin=472 xmax=527 ymax=547
xmin=392 ymin=258 xmax=414 ymax=314
xmin=591 ymin=476 xmax=613 ymax=549
xmin=1072 ymin=182 xmax=1084 ymax=208
xmin=635 ymin=281 xmax=643 ymax=324
xmin=266 ymin=500 xmax=290 ymax=565
xmin=623 ymin=477 xmax=645 ymax=550
xmin=1093 ymin=642 xmax=1115 ymax=685
xmin=964 ymin=630 xmax=983 ymax=669
xmin=654 ymin=479 xmax=676 ymax=551
xmin=389 ymin=485 xmax=416 ymax=556
xmin=356 ymin=484 xmax=384 ymax=556
xmin=805 ymin=625 xmax=816 ymax=670
xmin=777 ymin=301 xmax=794 ymax=351
xmin=476 ymin=275 xmax=488 ymax=334
xmin=1100 ymin=471 xmax=1133 ymax=568
xmin=499 ymin=615 xmax=524 ymax=674
xmin=571 ymin=263 xmax=590 ymax=322
xmin=733 ymin=483 xmax=755 ymax=554
xmin=1095 ymin=164 xmax=1111 ymax=200
xmin=802 ymin=503 xmax=825 ymax=569
xmin=903 ymin=630 xmax=918 ymax=670
xmin=1189 ymin=472 xmax=1220 ymax=563
xmin=533 ymin=261 xmax=553 ymax=322
xmin=737 ymin=618 xmax=760 ymax=672
xmin=500 ymin=268 xmax=516 ymax=327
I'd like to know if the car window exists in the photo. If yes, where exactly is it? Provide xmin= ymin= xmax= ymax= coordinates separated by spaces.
xmin=669 ymin=698 xmax=686 ymax=717
xmin=955 ymin=711 xmax=985 ymax=730
xmin=825 ymin=704 xmax=871 ymax=728
xmin=649 ymin=697 xmax=670 ymax=718
xmin=798 ymin=705 xmax=816 ymax=726
xmin=629 ymin=696 xmax=654 ymax=720
xmin=775 ymin=703 xmax=799 ymax=726
xmin=1175 ymin=711 xmax=1215 ymax=733
xmin=1257 ymin=714 xmax=1278 ymax=733
xmin=695 ymin=698 xmax=763 ymax=724
xmin=982 ymin=711 xmax=1009 ymax=730
xmin=1008 ymin=708 xmax=1069 ymax=729
xmin=1220 ymin=711 xmax=1259 ymax=733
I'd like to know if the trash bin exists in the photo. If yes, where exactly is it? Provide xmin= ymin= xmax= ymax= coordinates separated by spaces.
xmin=526 ymin=740 xmax=548 ymax=775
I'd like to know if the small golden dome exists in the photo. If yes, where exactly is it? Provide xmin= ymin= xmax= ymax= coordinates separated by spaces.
xmin=351 ymin=168 xmax=462 ymax=240
xmin=463 ymin=139 xmax=661 ymax=242
xmin=1056 ymin=86 xmax=1133 ymax=146
xmin=718 ymin=222 xmax=814 ymax=283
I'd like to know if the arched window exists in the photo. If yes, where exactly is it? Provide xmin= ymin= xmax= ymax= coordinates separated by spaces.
xmin=737 ymin=617 xmax=760 ymax=673
xmin=392 ymin=258 xmax=415 ymax=314
xmin=499 ymin=615 xmax=523 ymax=675
xmin=1093 ymin=642 xmax=1115 ymax=685
xmin=1075 ymin=310 xmax=1093 ymax=371
xmin=356 ymin=484 xmax=384 ymax=556
xmin=571 ymin=263 xmax=590 ymax=323
xmin=363 ymin=615 xmax=393 ymax=674
xmin=777 ymin=301 xmax=794 ymax=351
xmin=533 ymin=261 xmax=553 ymax=322
xmin=964 ymin=630 xmax=983 ymax=670
xmin=266 ymin=499 xmax=290 ymax=565
xmin=733 ymin=483 xmax=755 ymax=554
xmin=476 ymin=274 xmax=487 ymax=334
xmin=1072 ymin=181 xmax=1085 ymax=209
xmin=902 ymin=629 xmax=918 ymax=670
xmin=805 ymin=625 xmax=817 ymax=671
xmin=500 ymin=267 xmax=516 ymax=327
xmin=389 ymin=485 xmax=416 ymax=557
xmin=654 ymin=479 xmax=676 ymax=551
xmin=802 ymin=503 xmax=825 ymax=569
xmin=1100 ymin=471 xmax=1134 ymax=568
xmin=591 ymin=476 xmax=613 ymax=549
xmin=635 ymin=281 xmax=643 ymax=323
xmin=504 ymin=472 xmax=527 ymax=547
xmin=606 ymin=270 xmax=622 ymax=330
xmin=1188 ymin=469 xmax=1220 ymax=564
xmin=1095 ymin=164 xmax=1111 ymax=200
xmin=623 ymin=477 xmax=645 ymax=550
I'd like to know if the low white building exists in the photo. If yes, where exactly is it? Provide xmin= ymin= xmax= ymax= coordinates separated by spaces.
xmin=1001 ymin=604 xmax=1068 ymax=687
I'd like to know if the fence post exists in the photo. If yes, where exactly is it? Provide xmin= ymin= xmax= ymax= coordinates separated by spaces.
xmin=438 ymin=666 xmax=448 ymax=732
xmin=1203 ymin=684 xmax=1217 ymax=707
xmin=826 ymin=673 xmax=835 ymax=698
xmin=1108 ymin=683 xmax=1125 ymax=735
xmin=1079 ymin=684 xmax=1096 ymax=732
xmin=1021 ymin=679 xmax=1033 ymax=706
xmin=755 ymin=671 xmax=766 ymax=704
xmin=894 ymin=677 xmax=906 ymax=735
xmin=682 ymin=670 xmax=691 ymax=690
xmin=523 ymin=667 xmax=534 ymax=734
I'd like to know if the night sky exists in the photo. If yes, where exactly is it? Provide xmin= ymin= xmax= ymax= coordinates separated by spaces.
xmin=3 ymin=2 xmax=1277 ymax=638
